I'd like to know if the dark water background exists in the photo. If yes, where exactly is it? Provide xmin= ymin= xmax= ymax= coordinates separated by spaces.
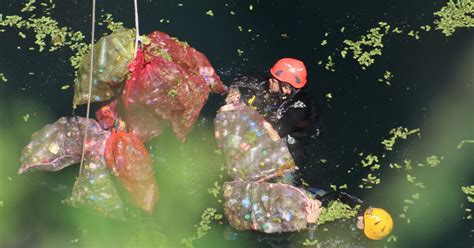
xmin=0 ymin=0 xmax=473 ymax=247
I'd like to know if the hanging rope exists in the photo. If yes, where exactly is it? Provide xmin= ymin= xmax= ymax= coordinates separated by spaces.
xmin=79 ymin=0 xmax=97 ymax=174
xmin=133 ymin=0 xmax=140 ymax=58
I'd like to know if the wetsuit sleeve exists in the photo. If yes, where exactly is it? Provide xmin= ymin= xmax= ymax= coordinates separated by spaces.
xmin=275 ymin=100 xmax=310 ymax=137
xmin=318 ymin=191 xmax=364 ymax=208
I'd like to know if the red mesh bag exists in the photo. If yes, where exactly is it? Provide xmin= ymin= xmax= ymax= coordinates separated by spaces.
xmin=104 ymin=127 xmax=159 ymax=213
xmin=95 ymin=100 xmax=118 ymax=130
xmin=147 ymin=31 xmax=226 ymax=94
xmin=122 ymin=31 xmax=226 ymax=142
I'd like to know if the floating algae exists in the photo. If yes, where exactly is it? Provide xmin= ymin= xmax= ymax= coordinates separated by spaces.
xmin=434 ymin=0 xmax=474 ymax=36
xmin=378 ymin=70 xmax=394 ymax=85
xmin=462 ymin=185 xmax=474 ymax=203
xmin=181 ymin=208 xmax=223 ymax=248
xmin=358 ymin=128 xmax=421 ymax=189
xmin=325 ymin=55 xmax=335 ymax=72
xmin=317 ymin=200 xmax=359 ymax=225
xmin=0 ymin=73 xmax=7 ymax=82
xmin=381 ymin=127 xmax=420 ymax=151
xmin=342 ymin=22 xmax=391 ymax=69
xmin=0 ymin=3 xmax=89 ymax=69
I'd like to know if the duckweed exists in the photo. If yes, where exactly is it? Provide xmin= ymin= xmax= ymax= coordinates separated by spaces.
xmin=434 ymin=0 xmax=474 ymax=36
xmin=317 ymin=200 xmax=359 ymax=225
xmin=0 ymin=73 xmax=7 ymax=82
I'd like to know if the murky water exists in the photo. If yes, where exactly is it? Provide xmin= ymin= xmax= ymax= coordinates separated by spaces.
xmin=0 ymin=0 xmax=473 ymax=247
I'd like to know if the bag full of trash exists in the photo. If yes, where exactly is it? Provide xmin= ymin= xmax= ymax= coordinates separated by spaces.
xmin=19 ymin=117 xmax=104 ymax=174
xmin=123 ymin=32 xmax=224 ymax=142
xmin=146 ymin=31 xmax=226 ymax=94
xmin=73 ymin=28 xmax=136 ymax=106
xmin=223 ymin=181 xmax=308 ymax=233
xmin=104 ymin=124 xmax=159 ymax=214
xmin=65 ymin=130 xmax=126 ymax=220
xmin=214 ymin=102 xmax=295 ymax=181
xmin=95 ymin=100 xmax=119 ymax=130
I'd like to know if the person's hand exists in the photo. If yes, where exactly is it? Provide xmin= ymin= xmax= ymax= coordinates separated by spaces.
xmin=306 ymin=199 xmax=322 ymax=224
xmin=262 ymin=121 xmax=280 ymax=141
xmin=225 ymin=86 xmax=241 ymax=104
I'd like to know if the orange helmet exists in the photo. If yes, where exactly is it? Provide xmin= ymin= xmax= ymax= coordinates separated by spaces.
xmin=270 ymin=58 xmax=308 ymax=89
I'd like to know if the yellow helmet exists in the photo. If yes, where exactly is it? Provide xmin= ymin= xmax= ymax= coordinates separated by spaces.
xmin=363 ymin=207 xmax=393 ymax=240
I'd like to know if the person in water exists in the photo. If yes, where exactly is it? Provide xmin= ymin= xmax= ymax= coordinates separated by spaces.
xmin=306 ymin=188 xmax=394 ymax=244
xmin=230 ymin=58 xmax=320 ymax=186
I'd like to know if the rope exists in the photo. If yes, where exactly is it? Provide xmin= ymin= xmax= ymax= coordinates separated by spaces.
xmin=79 ymin=0 xmax=97 ymax=174
xmin=133 ymin=0 xmax=140 ymax=58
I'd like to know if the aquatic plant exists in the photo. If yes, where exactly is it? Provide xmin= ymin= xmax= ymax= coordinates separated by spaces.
xmin=434 ymin=0 xmax=474 ymax=36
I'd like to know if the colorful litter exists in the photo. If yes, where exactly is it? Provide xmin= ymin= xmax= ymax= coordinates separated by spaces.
xmin=73 ymin=28 xmax=136 ymax=106
xmin=214 ymin=89 xmax=310 ymax=233
xmin=122 ymin=30 xmax=226 ymax=142
xmin=223 ymin=181 xmax=309 ymax=233
xmin=214 ymin=101 xmax=296 ymax=181
xmin=19 ymin=117 xmax=103 ymax=174
xmin=19 ymin=28 xmax=224 ymax=219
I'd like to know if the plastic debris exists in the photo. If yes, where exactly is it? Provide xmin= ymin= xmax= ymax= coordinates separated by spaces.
xmin=95 ymin=100 xmax=118 ymax=130
xmin=123 ymin=31 xmax=225 ymax=141
xmin=105 ymin=127 xmax=159 ymax=213
xmin=223 ymin=181 xmax=308 ymax=233
xmin=73 ymin=28 xmax=135 ymax=106
xmin=19 ymin=117 xmax=104 ymax=174
xmin=65 ymin=130 xmax=126 ymax=220
xmin=214 ymin=102 xmax=295 ymax=181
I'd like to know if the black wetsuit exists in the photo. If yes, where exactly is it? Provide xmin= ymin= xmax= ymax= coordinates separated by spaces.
xmin=304 ymin=188 xmax=369 ymax=248
xmin=232 ymin=75 xmax=320 ymax=186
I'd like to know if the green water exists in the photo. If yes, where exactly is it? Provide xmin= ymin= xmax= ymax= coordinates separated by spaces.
xmin=1 ymin=0 xmax=473 ymax=247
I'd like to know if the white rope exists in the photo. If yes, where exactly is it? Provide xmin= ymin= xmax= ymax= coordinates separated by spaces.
xmin=133 ymin=0 xmax=140 ymax=58
xmin=79 ymin=0 xmax=97 ymax=174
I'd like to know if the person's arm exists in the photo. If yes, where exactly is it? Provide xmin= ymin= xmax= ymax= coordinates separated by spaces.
xmin=306 ymin=199 xmax=322 ymax=241
xmin=262 ymin=120 xmax=280 ymax=141
xmin=317 ymin=190 xmax=364 ymax=209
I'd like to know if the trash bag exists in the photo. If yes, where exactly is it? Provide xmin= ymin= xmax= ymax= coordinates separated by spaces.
xmin=223 ymin=181 xmax=308 ymax=233
xmin=95 ymin=100 xmax=118 ymax=130
xmin=73 ymin=28 xmax=136 ymax=106
xmin=123 ymin=42 xmax=220 ymax=141
xmin=105 ymin=127 xmax=159 ymax=213
xmin=214 ymin=102 xmax=295 ymax=181
xmin=146 ymin=31 xmax=226 ymax=94
xmin=66 ymin=131 xmax=126 ymax=220
xmin=19 ymin=117 xmax=104 ymax=174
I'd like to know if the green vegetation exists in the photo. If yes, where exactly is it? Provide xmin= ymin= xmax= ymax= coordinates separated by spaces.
xmin=434 ymin=0 xmax=474 ymax=36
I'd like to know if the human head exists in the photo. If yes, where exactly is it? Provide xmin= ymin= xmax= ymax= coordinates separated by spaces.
xmin=356 ymin=207 xmax=393 ymax=240
xmin=269 ymin=58 xmax=308 ymax=95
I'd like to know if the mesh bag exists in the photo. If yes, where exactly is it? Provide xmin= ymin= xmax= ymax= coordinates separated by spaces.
xmin=104 ymin=129 xmax=159 ymax=213
xmin=214 ymin=103 xmax=295 ymax=181
xmin=147 ymin=31 xmax=226 ymax=94
xmin=223 ymin=181 xmax=308 ymax=233
xmin=19 ymin=117 xmax=104 ymax=174
xmin=73 ymin=28 xmax=135 ymax=106
xmin=95 ymin=100 xmax=118 ymax=130
xmin=123 ymin=45 xmax=217 ymax=141
xmin=65 ymin=131 xmax=126 ymax=220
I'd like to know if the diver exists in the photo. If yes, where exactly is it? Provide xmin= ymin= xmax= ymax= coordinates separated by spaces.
xmin=230 ymin=58 xmax=320 ymax=186
xmin=304 ymin=188 xmax=394 ymax=246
